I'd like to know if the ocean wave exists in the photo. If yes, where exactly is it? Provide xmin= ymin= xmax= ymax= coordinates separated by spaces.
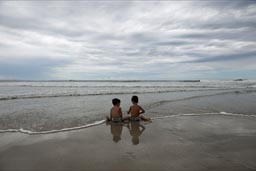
xmin=0 ymin=84 xmax=214 ymax=88
xmin=151 ymin=112 xmax=256 ymax=120
xmin=0 ymin=92 xmax=144 ymax=101
xmin=0 ymin=120 xmax=106 ymax=135
xmin=1 ymin=85 xmax=217 ymax=88
xmin=0 ymin=82 xmax=243 ymax=89
xmin=0 ymin=112 xmax=255 ymax=135
xmin=0 ymin=80 xmax=200 ymax=83
xmin=0 ymin=88 xmax=251 ymax=101
xmin=146 ymin=89 xmax=256 ymax=109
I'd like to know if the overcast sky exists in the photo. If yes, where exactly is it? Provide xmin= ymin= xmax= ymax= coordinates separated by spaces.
xmin=0 ymin=1 xmax=256 ymax=80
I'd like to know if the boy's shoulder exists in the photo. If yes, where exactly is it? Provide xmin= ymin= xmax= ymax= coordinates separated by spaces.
xmin=130 ymin=104 xmax=140 ymax=108
xmin=113 ymin=106 xmax=121 ymax=109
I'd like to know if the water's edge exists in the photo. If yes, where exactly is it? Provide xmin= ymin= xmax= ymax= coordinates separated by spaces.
xmin=1 ymin=112 xmax=255 ymax=135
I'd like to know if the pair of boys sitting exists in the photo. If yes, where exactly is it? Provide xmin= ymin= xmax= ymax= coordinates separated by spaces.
xmin=107 ymin=95 xmax=150 ymax=122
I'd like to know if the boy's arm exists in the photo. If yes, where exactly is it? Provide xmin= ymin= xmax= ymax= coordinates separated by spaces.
xmin=139 ymin=106 xmax=145 ymax=114
xmin=119 ymin=107 xmax=123 ymax=117
xmin=110 ymin=109 xmax=112 ymax=119
xmin=127 ymin=106 xmax=131 ymax=114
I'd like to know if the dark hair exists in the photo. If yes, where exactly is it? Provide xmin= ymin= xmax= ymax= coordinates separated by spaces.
xmin=131 ymin=95 xmax=138 ymax=103
xmin=112 ymin=98 xmax=121 ymax=105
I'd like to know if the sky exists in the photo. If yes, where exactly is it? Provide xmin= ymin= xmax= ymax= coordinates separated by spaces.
xmin=0 ymin=1 xmax=256 ymax=80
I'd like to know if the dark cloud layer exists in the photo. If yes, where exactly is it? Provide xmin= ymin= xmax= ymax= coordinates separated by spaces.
xmin=0 ymin=1 xmax=256 ymax=79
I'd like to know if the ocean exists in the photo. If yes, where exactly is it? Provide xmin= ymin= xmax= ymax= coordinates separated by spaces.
xmin=0 ymin=80 xmax=256 ymax=134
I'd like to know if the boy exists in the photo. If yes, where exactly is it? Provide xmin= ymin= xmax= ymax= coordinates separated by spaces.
xmin=107 ymin=98 xmax=123 ymax=122
xmin=127 ymin=96 xmax=150 ymax=121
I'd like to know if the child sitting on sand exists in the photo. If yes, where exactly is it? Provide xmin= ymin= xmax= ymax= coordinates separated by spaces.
xmin=107 ymin=98 xmax=125 ymax=122
xmin=127 ymin=96 xmax=150 ymax=121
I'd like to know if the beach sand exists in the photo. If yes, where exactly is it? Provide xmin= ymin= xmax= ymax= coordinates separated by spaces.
xmin=1 ymin=114 xmax=256 ymax=171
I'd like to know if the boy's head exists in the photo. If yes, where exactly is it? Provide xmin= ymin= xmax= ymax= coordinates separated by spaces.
xmin=112 ymin=98 xmax=121 ymax=106
xmin=131 ymin=95 xmax=139 ymax=103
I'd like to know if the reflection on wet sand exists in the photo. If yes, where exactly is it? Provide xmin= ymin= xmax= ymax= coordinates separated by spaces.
xmin=128 ymin=122 xmax=145 ymax=145
xmin=106 ymin=121 xmax=147 ymax=145
xmin=111 ymin=122 xmax=124 ymax=143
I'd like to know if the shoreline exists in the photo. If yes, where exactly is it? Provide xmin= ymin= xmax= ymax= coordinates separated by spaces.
xmin=1 ymin=89 xmax=256 ymax=133
xmin=1 ymin=114 xmax=256 ymax=171
xmin=1 ymin=112 xmax=256 ymax=135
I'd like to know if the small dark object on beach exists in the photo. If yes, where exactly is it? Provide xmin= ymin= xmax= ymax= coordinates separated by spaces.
xmin=234 ymin=79 xmax=244 ymax=81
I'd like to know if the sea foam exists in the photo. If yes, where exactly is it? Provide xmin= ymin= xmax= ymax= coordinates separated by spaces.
xmin=1 ymin=112 xmax=256 ymax=135
xmin=0 ymin=120 xmax=106 ymax=135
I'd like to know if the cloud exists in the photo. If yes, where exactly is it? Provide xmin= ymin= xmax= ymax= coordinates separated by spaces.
xmin=0 ymin=58 xmax=70 ymax=80
xmin=0 ymin=1 xmax=256 ymax=79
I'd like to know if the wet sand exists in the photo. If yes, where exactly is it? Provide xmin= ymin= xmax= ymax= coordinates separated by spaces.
xmin=1 ymin=114 xmax=256 ymax=171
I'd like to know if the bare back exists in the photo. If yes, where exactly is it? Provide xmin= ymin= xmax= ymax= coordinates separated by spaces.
xmin=128 ymin=104 xmax=145 ymax=117
xmin=111 ymin=106 xmax=122 ymax=118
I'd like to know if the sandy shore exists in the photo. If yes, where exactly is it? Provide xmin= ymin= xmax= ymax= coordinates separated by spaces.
xmin=1 ymin=114 xmax=256 ymax=171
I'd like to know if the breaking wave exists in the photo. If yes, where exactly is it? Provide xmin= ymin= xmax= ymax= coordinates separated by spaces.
xmin=1 ymin=88 xmax=254 ymax=101
xmin=0 ymin=120 xmax=106 ymax=135
xmin=0 ymin=112 xmax=255 ymax=135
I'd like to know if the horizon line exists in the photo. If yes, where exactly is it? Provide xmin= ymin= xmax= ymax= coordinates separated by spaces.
xmin=0 ymin=79 xmax=249 ymax=82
